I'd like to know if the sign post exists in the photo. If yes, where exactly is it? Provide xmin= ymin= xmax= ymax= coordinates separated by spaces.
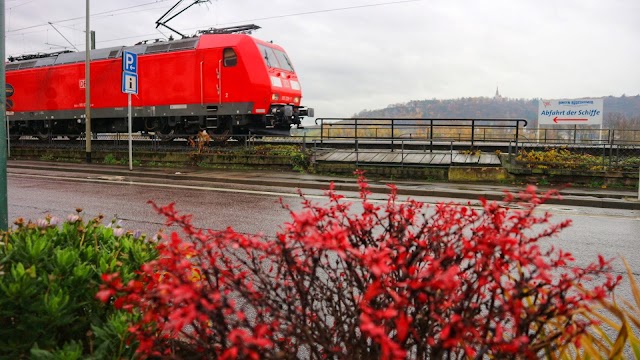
xmin=1 ymin=0 xmax=8 ymax=230
xmin=85 ymin=0 xmax=91 ymax=163
xmin=6 ymin=84 xmax=14 ymax=158
xmin=122 ymin=51 xmax=138 ymax=171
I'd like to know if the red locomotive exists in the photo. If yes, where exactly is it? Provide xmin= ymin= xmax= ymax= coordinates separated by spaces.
xmin=5 ymin=25 xmax=313 ymax=141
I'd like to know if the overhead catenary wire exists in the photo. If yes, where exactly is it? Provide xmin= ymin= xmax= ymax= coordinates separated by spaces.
xmin=6 ymin=4 xmax=171 ymax=37
xmin=47 ymin=22 xmax=79 ymax=51
xmin=5 ymin=2 xmax=173 ymax=56
xmin=222 ymin=0 xmax=423 ymax=25
xmin=7 ymin=0 xmax=172 ymax=32
xmin=6 ymin=0 xmax=36 ymax=9
xmin=103 ymin=0 xmax=426 ymax=46
xmin=6 ymin=0 xmax=424 ymax=56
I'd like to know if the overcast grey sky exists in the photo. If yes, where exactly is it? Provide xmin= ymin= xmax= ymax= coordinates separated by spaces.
xmin=4 ymin=0 xmax=640 ymax=119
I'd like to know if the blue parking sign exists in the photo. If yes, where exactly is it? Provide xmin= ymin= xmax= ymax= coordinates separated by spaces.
xmin=123 ymin=51 xmax=137 ymax=73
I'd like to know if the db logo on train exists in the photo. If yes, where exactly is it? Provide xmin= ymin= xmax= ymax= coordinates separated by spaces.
xmin=5 ymin=83 xmax=14 ymax=111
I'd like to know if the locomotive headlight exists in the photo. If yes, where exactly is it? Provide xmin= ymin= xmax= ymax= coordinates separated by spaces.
xmin=294 ymin=97 xmax=300 ymax=103
xmin=271 ymin=93 xmax=280 ymax=101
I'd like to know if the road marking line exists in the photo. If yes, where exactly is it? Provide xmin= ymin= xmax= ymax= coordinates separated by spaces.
xmin=9 ymin=172 xmax=473 ymax=206
xmin=9 ymin=173 xmax=640 ymax=220
xmin=10 ymin=172 xmax=390 ymax=203
xmin=11 ymin=172 xmax=317 ymax=197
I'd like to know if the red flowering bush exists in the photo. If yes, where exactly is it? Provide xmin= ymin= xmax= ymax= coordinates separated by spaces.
xmin=99 ymin=174 xmax=620 ymax=359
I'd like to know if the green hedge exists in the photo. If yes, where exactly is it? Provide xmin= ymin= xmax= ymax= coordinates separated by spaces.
xmin=0 ymin=213 xmax=158 ymax=359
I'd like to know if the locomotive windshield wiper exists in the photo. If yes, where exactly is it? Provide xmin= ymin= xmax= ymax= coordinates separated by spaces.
xmin=283 ymin=55 xmax=293 ymax=71
xmin=263 ymin=50 xmax=273 ymax=67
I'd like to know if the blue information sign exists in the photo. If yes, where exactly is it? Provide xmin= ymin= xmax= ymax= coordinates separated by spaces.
xmin=122 ymin=51 xmax=138 ymax=94
xmin=122 ymin=71 xmax=138 ymax=94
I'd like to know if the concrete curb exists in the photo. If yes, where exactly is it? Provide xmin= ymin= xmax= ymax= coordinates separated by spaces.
xmin=7 ymin=161 xmax=640 ymax=210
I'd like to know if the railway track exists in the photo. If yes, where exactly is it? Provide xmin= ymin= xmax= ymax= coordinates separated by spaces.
xmin=7 ymin=133 xmax=298 ymax=150
xmin=7 ymin=131 xmax=640 ymax=158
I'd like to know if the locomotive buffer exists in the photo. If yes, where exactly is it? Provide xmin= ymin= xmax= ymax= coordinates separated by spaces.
xmin=122 ymin=51 xmax=138 ymax=171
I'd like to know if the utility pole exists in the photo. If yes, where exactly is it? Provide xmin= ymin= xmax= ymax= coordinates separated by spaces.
xmin=85 ymin=0 xmax=92 ymax=163
xmin=1 ymin=0 xmax=8 ymax=230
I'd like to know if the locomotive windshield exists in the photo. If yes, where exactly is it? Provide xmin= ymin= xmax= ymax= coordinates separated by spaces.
xmin=257 ymin=44 xmax=294 ymax=72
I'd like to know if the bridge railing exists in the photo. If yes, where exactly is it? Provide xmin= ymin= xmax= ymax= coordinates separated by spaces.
xmin=313 ymin=118 xmax=529 ymax=148
xmin=308 ymin=118 xmax=640 ymax=147
xmin=508 ymin=140 xmax=640 ymax=174
xmin=518 ymin=128 xmax=640 ymax=145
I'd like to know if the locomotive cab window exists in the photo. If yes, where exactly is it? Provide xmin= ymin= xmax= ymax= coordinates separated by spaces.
xmin=257 ymin=44 xmax=294 ymax=72
xmin=273 ymin=50 xmax=294 ymax=72
xmin=223 ymin=48 xmax=237 ymax=67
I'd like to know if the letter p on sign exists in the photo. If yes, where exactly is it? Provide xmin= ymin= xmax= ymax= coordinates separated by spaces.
xmin=123 ymin=51 xmax=137 ymax=73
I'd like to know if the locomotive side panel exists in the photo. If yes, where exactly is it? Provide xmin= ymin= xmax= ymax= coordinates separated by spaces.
xmin=88 ymin=59 xmax=126 ymax=110
xmin=137 ymin=51 xmax=200 ymax=107
xmin=197 ymin=35 xmax=272 ymax=114
xmin=8 ymin=64 xmax=91 ymax=137
xmin=232 ymin=39 xmax=273 ymax=116
xmin=8 ymin=51 xmax=208 ymax=114
xmin=195 ymin=35 xmax=274 ymax=134
xmin=199 ymin=46 xmax=263 ymax=112
xmin=9 ymin=64 xmax=85 ymax=113
xmin=88 ymin=51 xmax=202 ymax=109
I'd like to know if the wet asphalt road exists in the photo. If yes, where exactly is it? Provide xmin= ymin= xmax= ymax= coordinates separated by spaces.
xmin=6 ymin=171 xmax=640 ymax=289
xmin=7 ymin=173 xmax=301 ymax=236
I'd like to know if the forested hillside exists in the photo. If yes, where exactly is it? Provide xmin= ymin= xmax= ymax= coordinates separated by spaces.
xmin=355 ymin=95 xmax=640 ymax=128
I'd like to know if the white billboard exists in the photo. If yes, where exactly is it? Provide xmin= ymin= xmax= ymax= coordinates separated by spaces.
xmin=538 ymin=98 xmax=603 ymax=125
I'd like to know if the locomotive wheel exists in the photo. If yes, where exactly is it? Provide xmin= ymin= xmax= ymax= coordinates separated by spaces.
xmin=36 ymin=130 xmax=51 ymax=141
xmin=211 ymin=129 xmax=230 ymax=144
xmin=146 ymin=118 xmax=175 ymax=142
xmin=210 ymin=118 xmax=232 ymax=143
xmin=66 ymin=126 xmax=81 ymax=140
xmin=156 ymin=129 xmax=175 ymax=142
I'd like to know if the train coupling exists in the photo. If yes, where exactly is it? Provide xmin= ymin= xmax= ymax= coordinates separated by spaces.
xmin=271 ymin=105 xmax=314 ymax=118
xmin=271 ymin=105 xmax=293 ymax=117
xmin=299 ymin=107 xmax=314 ymax=117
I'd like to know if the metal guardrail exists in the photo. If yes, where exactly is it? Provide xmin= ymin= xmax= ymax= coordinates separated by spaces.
xmin=314 ymin=118 xmax=529 ymax=148
xmin=508 ymin=141 xmax=640 ymax=173
xmin=519 ymin=128 xmax=640 ymax=145
xmin=308 ymin=118 xmax=640 ymax=147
